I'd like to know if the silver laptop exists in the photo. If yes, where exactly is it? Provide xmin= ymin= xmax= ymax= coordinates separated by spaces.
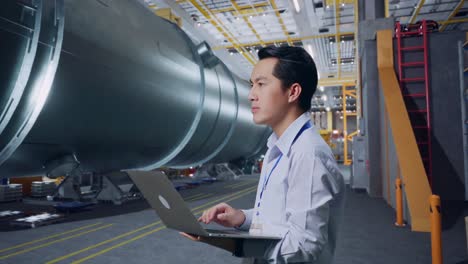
xmin=127 ymin=170 xmax=280 ymax=240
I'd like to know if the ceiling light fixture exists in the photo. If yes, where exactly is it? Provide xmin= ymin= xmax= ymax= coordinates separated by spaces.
xmin=293 ymin=0 xmax=301 ymax=13
xmin=306 ymin=44 xmax=314 ymax=58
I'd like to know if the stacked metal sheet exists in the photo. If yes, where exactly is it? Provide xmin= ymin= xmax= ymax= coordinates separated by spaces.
xmin=0 ymin=184 xmax=22 ymax=202
xmin=31 ymin=181 xmax=56 ymax=197
xmin=0 ymin=210 xmax=23 ymax=218
xmin=10 ymin=212 xmax=63 ymax=228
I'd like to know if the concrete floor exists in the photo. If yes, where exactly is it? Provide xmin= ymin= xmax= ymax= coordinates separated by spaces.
xmin=0 ymin=176 xmax=259 ymax=264
xmin=0 ymin=171 xmax=466 ymax=264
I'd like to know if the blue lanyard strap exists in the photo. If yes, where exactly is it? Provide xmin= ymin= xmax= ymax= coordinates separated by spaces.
xmin=257 ymin=121 xmax=311 ymax=212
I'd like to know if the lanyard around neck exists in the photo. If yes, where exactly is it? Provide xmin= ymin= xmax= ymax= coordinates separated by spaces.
xmin=256 ymin=121 xmax=311 ymax=215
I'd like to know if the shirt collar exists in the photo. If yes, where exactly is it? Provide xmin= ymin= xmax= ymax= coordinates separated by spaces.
xmin=267 ymin=112 xmax=312 ymax=157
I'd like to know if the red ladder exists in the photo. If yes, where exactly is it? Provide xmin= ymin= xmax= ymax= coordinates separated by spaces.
xmin=395 ymin=20 xmax=433 ymax=186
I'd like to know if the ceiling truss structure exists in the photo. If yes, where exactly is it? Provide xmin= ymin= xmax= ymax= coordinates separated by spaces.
xmin=143 ymin=0 xmax=468 ymax=112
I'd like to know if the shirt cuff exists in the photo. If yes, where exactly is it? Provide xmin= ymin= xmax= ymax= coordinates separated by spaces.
xmin=236 ymin=209 xmax=253 ymax=231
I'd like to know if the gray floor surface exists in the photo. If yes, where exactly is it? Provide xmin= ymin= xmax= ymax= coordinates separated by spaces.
xmin=0 ymin=173 xmax=466 ymax=264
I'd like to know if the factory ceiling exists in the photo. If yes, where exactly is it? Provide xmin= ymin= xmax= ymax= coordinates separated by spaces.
xmin=140 ymin=0 xmax=467 ymax=111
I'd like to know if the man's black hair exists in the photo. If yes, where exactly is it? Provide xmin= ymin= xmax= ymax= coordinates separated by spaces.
xmin=258 ymin=46 xmax=318 ymax=111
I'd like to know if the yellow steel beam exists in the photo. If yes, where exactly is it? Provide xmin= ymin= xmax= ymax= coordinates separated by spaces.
xmin=346 ymin=130 xmax=358 ymax=141
xmin=318 ymin=77 xmax=356 ymax=87
xmin=327 ymin=112 xmax=333 ymax=132
xmin=438 ymin=17 xmax=468 ymax=26
xmin=302 ymin=31 xmax=354 ymax=40
xmin=342 ymin=85 xmax=355 ymax=166
xmin=187 ymin=0 xmax=257 ymax=65
xmin=335 ymin=0 xmax=342 ymax=79
xmin=213 ymin=32 xmax=355 ymax=50
xmin=269 ymin=0 xmax=294 ymax=46
xmin=409 ymin=0 xmax=426 ymax=24
xmin=377 ymin=29 xmax=431 ymax=232
xmin=385 ymin=109 xmax=391 ymax=205
xmin=440 ymin=0 xmax=465 ymax=31
xmin=344 ymin=89 xmax=357 ymax=98
xmin=230 ymin=0 xmax=265 ymax=46
xmin=385 ymin=0 xmax=390 ymax=18
xmin=212 ymin=3 xmax=269 ymax=14
xmin=325 ymin=0 xmax=353 ymax=5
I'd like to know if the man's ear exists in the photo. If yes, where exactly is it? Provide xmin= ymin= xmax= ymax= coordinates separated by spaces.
xmin=288 ymin=83 xmax=302 ymax=103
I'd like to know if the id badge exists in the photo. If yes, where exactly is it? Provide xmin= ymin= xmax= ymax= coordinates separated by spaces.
xmin=249 ymin=211 xmax=263 ymax=235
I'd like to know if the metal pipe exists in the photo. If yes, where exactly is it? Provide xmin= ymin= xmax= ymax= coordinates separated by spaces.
xmin=395 ymin=178 xmax=405 ymax=226
xmin=430 ymin=195 xmax=443 ymax=264
xmin=0 ymin=0 xmax=269 ymax=178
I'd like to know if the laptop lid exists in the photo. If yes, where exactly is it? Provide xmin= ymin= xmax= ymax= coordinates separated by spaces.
xmin=127 ymin=170 xmax=208 ymax=236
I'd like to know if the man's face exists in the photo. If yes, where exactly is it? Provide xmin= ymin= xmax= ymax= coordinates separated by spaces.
xmin=248 ymin=58 xmax=290 ymax=126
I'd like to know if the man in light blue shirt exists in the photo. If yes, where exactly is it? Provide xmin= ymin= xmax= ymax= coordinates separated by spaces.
xmin=182 ymin=46 xmax=345 ymax=264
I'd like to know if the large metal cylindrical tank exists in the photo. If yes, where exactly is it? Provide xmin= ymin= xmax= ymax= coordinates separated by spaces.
xmin=0 ymin=0 xmax=269 ymax=178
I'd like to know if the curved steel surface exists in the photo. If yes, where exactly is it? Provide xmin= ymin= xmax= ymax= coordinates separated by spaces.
xmin=0 ymin=0 xmax=64 ymax=167
xmin=0 ymin=0 xmax=42 ymax=136
xmin=0 ymin=0 xmax=269 ymax=178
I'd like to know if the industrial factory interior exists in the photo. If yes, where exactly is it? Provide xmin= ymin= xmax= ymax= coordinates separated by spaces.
xmin=0 ymin=0 xmax=467 ymax=263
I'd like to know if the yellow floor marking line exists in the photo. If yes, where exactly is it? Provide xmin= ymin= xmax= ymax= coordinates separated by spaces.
xmin=0 ymin=223 xmax=113 ymax=260
xmin=184 ymin=193 xmax=206 ymax=200
xmin=45 ymin=222 xmax=163 ymax=264
xmin=227 ymin=178 xmax=259 ymax=188
xmin=224 ymin=182 xmax=245 ymax=188
xmin=0 ymin=222 xmax=103 ymax=253
xmin=228 ymin=182 xmax=257 ymax=189
xmin=70 ymin=188 xmax=257 ymax=264
xmin=189 ymin=186 xmax=256 ymax=212
xmin=47 ymin=186 xmax=257 ymax=264
xmin=187 ymin=193 xmax=212 ymax=202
